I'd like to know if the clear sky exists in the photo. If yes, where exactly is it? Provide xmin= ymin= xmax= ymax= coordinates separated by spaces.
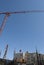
xmin=0 ymin=0 xmax=44 ymax=60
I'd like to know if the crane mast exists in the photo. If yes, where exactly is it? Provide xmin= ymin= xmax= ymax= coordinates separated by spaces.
xmin=0 ymin=13 xmax=10 ymax=34
xmin=3 ymin=44 xmax=8 ymax=59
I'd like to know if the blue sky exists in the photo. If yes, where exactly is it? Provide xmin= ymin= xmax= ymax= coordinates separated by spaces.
xmin=0 ymin=0 xmax=44 ymax=60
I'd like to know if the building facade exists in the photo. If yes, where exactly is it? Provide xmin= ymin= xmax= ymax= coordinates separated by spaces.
xmin=14 ymin=52 xmax=23 ymax=62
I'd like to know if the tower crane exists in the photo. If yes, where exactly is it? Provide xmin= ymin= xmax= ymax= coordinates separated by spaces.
xmin=0 ymin=10 xmax=44 ymax=34
xmin=3 ymin=44 xmax=8 ymax=59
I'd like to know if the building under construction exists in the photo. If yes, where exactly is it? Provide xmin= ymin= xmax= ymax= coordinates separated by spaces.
xmin=0 ymin=46 xmax=44 ymax=65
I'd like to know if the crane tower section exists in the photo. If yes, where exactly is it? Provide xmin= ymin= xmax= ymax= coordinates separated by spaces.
xmin=0 ymin=13 xmax=10 ymax=34
xmin=3 ymin=44 xmax=8 ymax=59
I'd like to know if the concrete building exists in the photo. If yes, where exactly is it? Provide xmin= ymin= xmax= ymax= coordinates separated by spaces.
xmin=24 ymin=51 xmax=30 ymax=62
xmin=24 ymin=51 xmax=37 ymax=64
xmin=24 ymin=51 xmax=44 ymax=64
xmin=13 ymin=50 xmax=44 ymax=64
xmin=14 ymin=51 xmax=23 ymax=62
